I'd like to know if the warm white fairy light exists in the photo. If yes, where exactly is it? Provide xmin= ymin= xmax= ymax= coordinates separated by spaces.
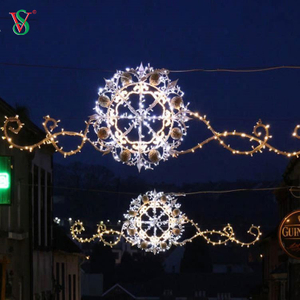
xmin=71 ymin=221 xmax=122 ymax=246
xmin=70 ymin=190 xmax=262 ymax=254
xmin=2 ymin=64 xmax=300 ymax=171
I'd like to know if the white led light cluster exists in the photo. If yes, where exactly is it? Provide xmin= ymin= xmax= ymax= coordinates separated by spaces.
xmin=92 ymin=64 xmax=190 ymax=171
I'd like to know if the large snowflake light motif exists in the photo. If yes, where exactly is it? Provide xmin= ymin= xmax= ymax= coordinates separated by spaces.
xmin=4 ymin=63 xmax=300 ymax=171
xmin=122 ymin=190 xmax=185 ymax=254
xmin=92 ymin=64 xmax=190 ymax=171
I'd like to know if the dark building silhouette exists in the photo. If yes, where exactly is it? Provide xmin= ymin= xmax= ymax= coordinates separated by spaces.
xmin=0 ymin=98 xmax=83 ymax=300
xmin=0 ymin=98 xmax=54 ymax=299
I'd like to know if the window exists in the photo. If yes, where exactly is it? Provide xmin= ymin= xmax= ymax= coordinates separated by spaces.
xmin=163 ymin=289 xmax=172 ymax=296
xmin=33 ymin=165 xmax=39 ymax=248
xmin=17 ymin=180 xmax=21 ymax=229
xmin=41 ymin=169 xmax=45 ymax=247
xmin=0 ymin=262 xmax=3 ymax=296
xmin=195 ymin=291 xmax=206 ymax=298
xmin=68 ymin=275 xmax=72 ymax=300
xmin=227 ymin=265 xmax=232 ymax=273
xmin=33 ymin=166 xmax=52 ymax=249
xmin=217 ymin=293 xmax=231 ymax=300
xmin=61 ymin=263 xmax=65 ymax=300
xmin=47 ymin=172 xmax=52 ymax=247
xmin=73 ymin=274 xmax=76 ymax=300
xmin=56 ymin=262 xmax=60 ymax=300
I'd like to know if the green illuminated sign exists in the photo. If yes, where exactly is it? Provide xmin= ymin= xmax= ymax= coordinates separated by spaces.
xmin=0 ymin=157 xmax=11 ymax=205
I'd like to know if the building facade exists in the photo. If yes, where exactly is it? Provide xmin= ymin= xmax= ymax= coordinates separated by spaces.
xmin=0 ymin=98 xmax=54 ymax=300
xmin=53 ymin=225 xmax=84 ymax=300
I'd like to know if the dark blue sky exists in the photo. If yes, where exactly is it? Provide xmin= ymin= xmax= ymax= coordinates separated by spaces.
xmin=1 ymin=1 xmax=300 ymax=183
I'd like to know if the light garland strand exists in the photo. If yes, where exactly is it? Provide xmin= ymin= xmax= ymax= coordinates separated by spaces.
xmin=71 ymin=221 xmax=122 ymax=247
xmin=2 ymin=115 xmax=90 ymax=157
xmin=3 ymin=111 xmax=300 ymax=165
xmin=176 ymin=112 xmax=300 ymax=158
xmin=70 ymin=190 xmax=262 ymax=254
xmin=2 ymin=64 xmax=300 ymax=171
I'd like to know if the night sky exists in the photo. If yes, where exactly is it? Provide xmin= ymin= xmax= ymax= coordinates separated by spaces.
xmin=1 ymin=1 xmax=300 ymax=184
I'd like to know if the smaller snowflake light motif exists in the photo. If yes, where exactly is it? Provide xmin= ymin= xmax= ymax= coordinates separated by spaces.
xmin=71 ymin=190 xmax=262 ymax=253
xmin=122 ymin=190 xmax=185 ymax=254
xmin=92 ymin=63 xmax=190 ymax=171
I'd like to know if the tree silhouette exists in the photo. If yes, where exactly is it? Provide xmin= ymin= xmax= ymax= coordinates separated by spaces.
xmin=180 ymin=231 xmax=212 ymax=273
xmin=90 ymin=243 xmax=116 ymax=290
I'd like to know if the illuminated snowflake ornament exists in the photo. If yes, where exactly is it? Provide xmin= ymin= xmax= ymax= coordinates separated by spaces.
xmin=91 ymin=63 xmax=190 ymax=171
xmin=122 ymin=190 xmax=185 ymax=254
xmin=6 ymin=64 xmax=300 ymax=170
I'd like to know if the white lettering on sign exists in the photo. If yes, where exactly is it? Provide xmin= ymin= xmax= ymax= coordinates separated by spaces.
xmin=0 ymin=173 xmax=9 ymax=189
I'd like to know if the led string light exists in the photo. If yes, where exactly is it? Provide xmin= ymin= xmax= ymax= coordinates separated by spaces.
xmin=2 ymin=115 xmax=90 ymax=156
xmin=71 ymin=221 xmax=122 ymax=247
xmin=70 ymin=190 xmax=262 ymax=254
xmin=194 ymin=223 xmax=261 ymax=248
xmin=176 ymin=114 xmax=300 ymax=158
xmin=2 ymin=64 xmax=300 ymax=171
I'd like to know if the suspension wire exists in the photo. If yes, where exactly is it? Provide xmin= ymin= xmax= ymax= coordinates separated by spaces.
xmin=168 ymin=65 xmax=300 ymax=73
xmin=20 ymin=182 xmax=299 ymax=197
xmin=2 ymin=62 xmax=300 ymax=73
